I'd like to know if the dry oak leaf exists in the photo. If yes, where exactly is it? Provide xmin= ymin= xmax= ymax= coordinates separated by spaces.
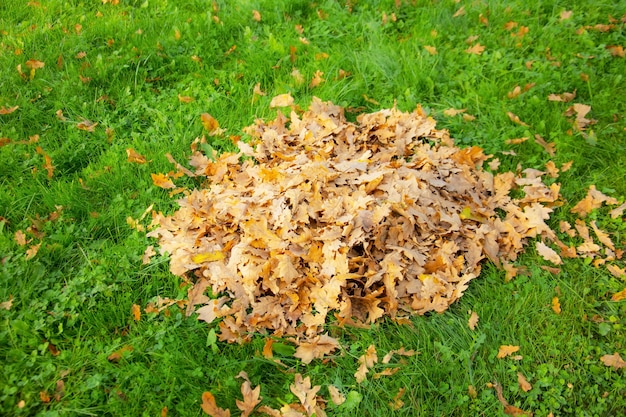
xmin=465 ymin=43 xmax=485 ymax=55
xmin=606 ymin=265 xmax=625 ymax=279
xmin=328 ymin=385 xmax=345 ymax=406
xmin=548 ymin=91 xmax=576 ymax=102
xmin=560 ymin=10 xmax=573 ymax=20
xmin=107 ymin=345 xmax=133 ymax=363
xmin=201 ymin=391 xmax=231 ymax=417
xmin=606 ymin=45 xmax=625 ymax=57
xmin=26 ymin=242 xmax=41 ymax=260
xmin=309 ymin=70 xmax=325 ymax=88
xmin=142 ymin=245 xmax=156 ymax=264
xmin=294 ymin=334 xmax=339 ymax=364
xmin=236 ymin=381 xmax=262 ymax=417
xmin=290 ymin=373 xmax=320 ymax=416
xmin=536 ymin=241 xmax=563 ymax=265
xmin=15 ymin=230 xmax=28 ymax=246
xmin=600 ymin=352 xmax=626 ymax=369
xmin=269 ymin=93 xmax=294 ymax=108
xmin=571 ymin=185 xmax=619 ymax=217
xmin=355 ymin=344 xmax=378 ymax=383
xmin=497 ymin=345 xmax=520 ymax=359
xmin=252 ymin=10 xmax=261 ymax=22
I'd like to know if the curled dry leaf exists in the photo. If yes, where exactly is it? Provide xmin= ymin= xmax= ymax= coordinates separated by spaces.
xmin=600 ymin=352 xmax=626 ymax=369
xmin=148 ymin=98 xmax=563 ymax=358
xmin=517 ymin=372 xmax=532 ymax=392
xmin=77 ymin=119 xmax=98 ymax=132
xmin=126 ymin=148 xmax=147 ymax=164
xmin=328 ymin=385 xmax=345 ymax=405
xmin=611 ymin=288 xmax=626 ymax=302
xmin=0 ymin=106 xmax=19 ymax=115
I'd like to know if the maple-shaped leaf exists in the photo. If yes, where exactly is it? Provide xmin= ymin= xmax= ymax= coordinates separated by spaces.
xmin=151 ymin=173 xmax=176 ymax=189
xmin=142 ymin=245 xmax=156 ymax=265
xmin=294 ymin=334 xmax=339 ymax=364
xmin=236 ymin=381 xmax=262 ymax=417
xmin=328 ymin=385 xmax=345 ymax=405
xmin=269 ymin=93 xmax=294 ymax=108
xmin=465 ymin=43 xmax=485 ymax=55
xmin=0 ymin=106 xmax=19 ymax=115
xmin=290 ymin=374 xmax=320 ymax=415
xmin=201 ymin=391 xmax=231 ymax=417
xmin=600 ymin=352 xmax=626 ymax=369
xmin=536 ymin=241 xmax=562 ymax=265
xmin=497 ymin=345 xmax=520 ymax=359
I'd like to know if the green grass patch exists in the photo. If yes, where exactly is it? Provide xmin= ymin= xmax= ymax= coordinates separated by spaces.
xmin=1 ymin=1 xmax=625 ymax=416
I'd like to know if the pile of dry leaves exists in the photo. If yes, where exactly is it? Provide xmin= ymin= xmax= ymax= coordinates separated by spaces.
xmin=146 ymin=96 xmax=622 ymax=361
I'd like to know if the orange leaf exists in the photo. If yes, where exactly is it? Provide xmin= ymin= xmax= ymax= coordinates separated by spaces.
xmin=252 ymin=10 xmax=261 ymax=22
xmin=507 ymin=111 xmax=529 ymax=127
xmin=201 ymin=113 xmax=221 ymax=135
xmin=201 ymin=391 xmax=231 ymax=417
xmin=507 ymin=86 xmax=521 ymax=99
xmin=25 ymin=59 xmax=45 ymax=69
xmin=517 ymin=372 xmax=532 ymax=392
xmin=497 ymin=345 xmax=520 ymax=359
xmin=126 ymin=148 xmax=147 ymax=164
xmin=611 ymin=288 xmax=626 ymax=302
xmin=423 ymin=45 xmax=437 ymax=55
xmin=178 ymin=94 xmax=195 ymax=103
xmin=262 ymin=338 xmax=274 ymax=359
xmin=0 ymin=106 xmax=19 ymax=115
xmin=107 ymin=345 xmax=133 ymax=362
xmin=309 ymin=70 xmax=324 ymax=88
xmin=551 ymin=297 xmax=561 ymax=314
xmin=465 ymin=43 xmax=485 ymax=55
xmin=151 ymin=173 xmax=176 ymax=189
xmin=131 ymin=304 xmax=141 ymax=321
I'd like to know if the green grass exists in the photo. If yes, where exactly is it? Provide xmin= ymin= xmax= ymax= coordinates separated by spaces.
xmin=1 ymin=0 xmax=625 ymax=416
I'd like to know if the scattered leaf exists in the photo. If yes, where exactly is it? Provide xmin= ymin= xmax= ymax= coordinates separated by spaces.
xmin=507 ymin=111 xmax=529 ymax=127
xmin=131 ymin=304 xmax=141 ymax=321
xmin=537 ymin=241 xmax=563 ymax=265
xmin=424 ymin=45 xmax=437 ymax=55
xmin=0 ymin=106 xmax=19 ymax=115
xmin=201 ymin=391 xmax=231 ymax=417
xmin=236 ymin=381 xmax=262 ymax=417
xmin=269 ymin=93 xmax=294 ymax=108
xmin=611 ymin=288 xmax=626 ymax=302
xmin=551 ymin=297 xmax=561 ymax=314
xmin=107 ymin=345 xmax=133 ymax=362
xmin=0 ymin=295 xmax=13 ymax=310
xmin=517 ymin=372 xmax=532 ymax=392
xmin=328 ymin=385 xmax=345 ymax=405
xmin=77 ymin=119 xmax=98 ymax=132
xmin=151 ymin=173 xmax=176 ymax=189
xmin=126 ymin=148 xmax=147 ymax=164
xmin=497 ymin=345 xmax=520 ymax=359
xmin=252 ymin=10 xmax=261 ymax=22
xmin=465 ymin=43 xmax=485 ymax=55
xmin=468 ymin=310 xmax=479 ymax=330
xmin=600 ymin=353 xmax=626 ymax=369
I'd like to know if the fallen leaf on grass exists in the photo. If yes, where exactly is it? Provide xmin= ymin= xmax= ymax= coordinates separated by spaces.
xmin=142 ymin=245 xmax=156 ymax=264
xmin=465 ymin=43 xmax=485 ymax=55
xmin=611 ymin=288 xmax=626 ymax=302
xmin=201 ymin=113 xmax=224 ymax=135
xmin=201 ymin=391 xmax=231 ymax=417
xmin=107 ymin=345 xmax=133 ymax=363
xmin=126 ymin=148 xmax=147 ymax=164
xmin=15 ymin=230 xmax=28 ymax=246
xmin=309 ymin=70 xmax=324 ymax=88
xmin=443 ymin=108 xmax=466 ymax=117
xmin=453 ymin=6 xmax=465 ymax=17
xmin=507 ymin=86 xmax=521 ymax=99
xmin=290 ymin=374 xmax=320 ymax=416
xmin=389 ymin=388 xmax=405 ymax=410
xmin=328 ymin=385 xmax=345 ymax=405
xmin=252 ymin=10 xmax=261 ymax=22
xmin=178 ymin=94 xmax=195 ymax=103
xmin=269 ymin=93 xmax=294 ymax=108
xmin=609 ymin=202 xmax=626 ymax=219
xmin=236 ymin=381 xmax=262 ymax=417
xmin=536 ymin=241 xmax=562 ymax=265
xmin=77 ymin=119 xmax=98 ymax=132
xmin=497 ymin=345 xmax=520 ymax=359
xmin=151 ymin=173 xmax=176 ymax=189
xmin=517 ymin=372 xmax=532 ymax=392
xmin=606 ymin=265 xmax=625 ymax=278
xmin=468 ymin=310 xmax=479 ymax=330
xmin=355 ymin=344 xmax=378 ymax=383
xmin=606 ymin=45 xmax=625 ymax=58
xmin=131 ymin=304 xmax=141 ymax=321
xmin=26 ymin=243 xmax=41 ymax=260
xmin=293 ymin=333 xmax=339 ymax=364
xmin=548 ymin=91 xmax=576 ymax=102
xmin=0 ymin=106 xmax=19 ymax=115
xmin=492 ymin=382 xmax=533 ymax=416
xmin=600 ymin=352 xmax=626 ymax=369
xmin=424 ymin=45 xmax=437 ymax=55
xmin=560 ymin=10 xmax=573 ymax=20
xmin=1 ymin=295 xmax=13 ymax=310
xmin=507 ymin=111 xmax=529 ymax=127
xmin=571 ymin=185 xmax=619 ymax=217
xmin=551 ymin=297 xmax=561 ymax=314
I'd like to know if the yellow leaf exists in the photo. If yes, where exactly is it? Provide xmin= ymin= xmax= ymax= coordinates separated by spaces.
xmin=77 ymin=119 xmax=98 ymax=132
xmin=201 ymin=113 xmax=221 ymax=135
xmin=151 ymin=173 xmax=176 ymax=189
xmin=131 ymin=304 xmax=141 ymax=321
xmin=536 ymin=241 xmax=563 ymax=265
xmin=497 ymin=345 xmax=520 ymax=359
xmin=551 ymin=297 xmax=561 ymax=314
xmin=126 ymin=148 xmax=147 ymax=164
xmin=192 ymin=251 xmax=225 ymax=264
xmin=423 ymin=45 xmax=437 ymax=55
xmin=611 ymin=288 xmax=626 ymax=302
xmin=252 ymin=10 xmax=261 ymax=22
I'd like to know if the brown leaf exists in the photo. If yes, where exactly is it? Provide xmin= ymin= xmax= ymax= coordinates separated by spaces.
xmin=453 ymin=6 xmax=465 ymax=17
xmin=536 ymin=241 xmax=563 ymax=265
xmin=560 ymin=10 xmax=573 ymax=20
xmin=294 ymin=334 xmax=339 ymax=364
xmin=54 ymin=379 xmax=65 ymax=402
xmin=201 ymin=391 xmax=231 ymax=417
xmin=517 ymin=372 xmax=532 ymax=392
xmin=142 ymin=245 xmax=156 ymax=264
xmin=497 ymin=345 xmax=520 ymax=359
xmin=600 ymin=352 xmax=626 ymax=369
xmin=236 ymin=381 xmax=262 ymax=417
xmin=606 ymin=45 xmax=625 ymax=58
xmin=443 ymin=108 xmax=466 ymax=117
xmin=77 ymin=119 xmax=98 ymax=132
xmin=468 ymin=310 xmax=479 ymax=330
xmin=26 ymin=59 xmax=45 ymax=69
xmin=507 ymin=112 xmax=529 ymax=127
xmin=107 ymin=345 xmax=133 ymax=363
xmin=201 ymin=113 xmax=223 ymax=135
xmin=126 ymin=148 xmax=147 ymax=164
xmin=328 ymin=385 xmax=345 ymax=405
xmin=606 ymin=265 xmax=625 ymax=279
xmin=507 ymin=86 xmax=521 ymax=99
xmin=309 ymin=70 xmax=324 ymax=88
xmin=15 ymin=230 xmax=28 ymax=246
xmin=290 ymin=373 xmax=320 ymax=415
xmin=178 ymin=94 xmax=195 ymax=103
xmin=26 ymin=242 xmax=41 ymax=260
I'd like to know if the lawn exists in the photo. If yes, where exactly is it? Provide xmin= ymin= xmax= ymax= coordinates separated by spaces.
xmin=1 ymin=0 xmax=625 ymax=416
